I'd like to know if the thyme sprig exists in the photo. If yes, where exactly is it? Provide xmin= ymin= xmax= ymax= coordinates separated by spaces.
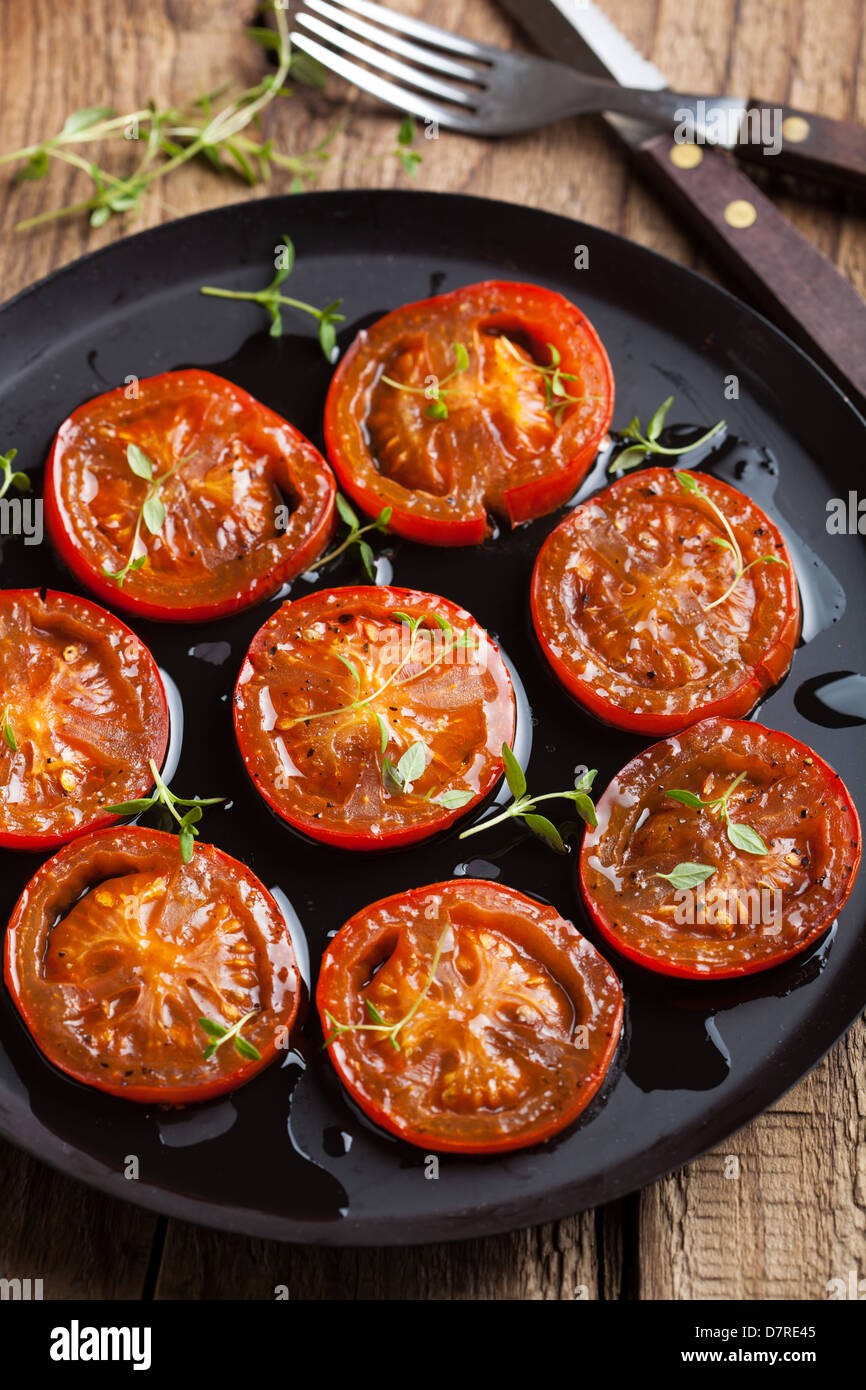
xmin=502 ymin=339 xmax=600 ymax=426
xmin=459 ymin=744 xmax=598 ymax=854
xmin=312 ymin=493 xmax=392 ymax=578
xmin=102 ymin=443 xmax=192 ymax=586
xmin=105 ymin=758 xmax=225 ymax=862
xmin=675 ymin=470 xmax=787 ymax=611
xmin=200 ymin=233 xmax=345 ymax=360
xmin=376 ymin=722 xmax=475 ymax=810
xmin=381 ymin=342 xmax=469 ymax=420
xmin=0 ymin=448 xmax=29 ymax=500
xmin=284 ymin=610 xmax=471 ymax=731
xmin=665 ymin=773 xmax=769 ymax=856
xmin=610 ymin=396 xmax=724 ymax=474
xmin=0 ymin=7 xmax=325 ymax=231
xmin=323 ymin=922 xmax=450 ymax=1052
xmin=199 ymin=1009 xmax=261 ymax=1062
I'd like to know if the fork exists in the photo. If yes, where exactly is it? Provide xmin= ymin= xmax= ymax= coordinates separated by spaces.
xmin=289 ymin=0 xmax=747 ymax=142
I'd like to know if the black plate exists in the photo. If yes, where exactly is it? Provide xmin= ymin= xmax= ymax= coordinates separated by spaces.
xmin=0 ymin=190 xmax=864 ymax=1246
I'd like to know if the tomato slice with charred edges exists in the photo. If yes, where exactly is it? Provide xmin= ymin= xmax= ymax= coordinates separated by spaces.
xmin=0 ymin=589 xmax=168 ymax=851
xmin=44 ymin=369 xmax=336 ymax=623
xmin=234 ymin=586 xmax=515 ymax=849
xmin=324 ymin=281 xmax=614 ymax=545
xmin=4 ymin=827 xmax=299 ymax=1103
xmin=317 ymin=879 xmax=623 ymax=1153
xmin=580 ymin=718 xmax=862 ymax=980
xmin=531 ymin=467 xmax=800 ymax=735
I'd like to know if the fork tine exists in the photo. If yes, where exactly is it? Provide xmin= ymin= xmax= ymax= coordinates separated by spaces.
xmin=304 ymin=0 xmax=483 ymax=83
xmin=317 ymin=0 xmax=500 ymax=62
xmin=289 ymin=31 xmax=476 ymax=129
xmin=295 ymin=13 xmax=477 ymax=106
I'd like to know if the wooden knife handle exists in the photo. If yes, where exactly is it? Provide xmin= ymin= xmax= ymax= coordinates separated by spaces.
xmin=735 ymin=101 xmax=866 ymax=194
xmin=636 ymin=132 xmax=866 ymax=415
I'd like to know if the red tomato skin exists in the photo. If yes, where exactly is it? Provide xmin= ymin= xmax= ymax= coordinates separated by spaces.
xmin=44 ymin=369 xmax=336 ymax=623
xmin=0 ymin=589 xmax=169 ymax=853
xmin=324 ymin=280 xmax=614 ymax=546
xmin=531 ymin=468 xmax=801 ymax=736
xmin=317 ymin=879 xmax=624 ymax=1154
xmin=3 ymin=827 xmax=299 ymax=1104
xmin=233 ymin=586 xmax=515 ymax=851
xmin=579 ymin=719 xmax=863 ymax=980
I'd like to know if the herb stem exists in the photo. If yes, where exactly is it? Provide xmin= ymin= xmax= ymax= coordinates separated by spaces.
xmin=324 ymin=921 xmax=450 ymax=1051
xmin=199 ymin=285 xmax=330 ymax=320
xmin=314 ymin=516 xmax=387 ymax=569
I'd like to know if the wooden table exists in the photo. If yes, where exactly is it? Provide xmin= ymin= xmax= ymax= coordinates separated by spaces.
xmin=1 ymin=0 xmax=863 ymax=1301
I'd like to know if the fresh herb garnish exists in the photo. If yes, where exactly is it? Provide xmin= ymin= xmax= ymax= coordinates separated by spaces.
xmin=376 ymin=720 xmax=474 ymax=810
xmin=381 ymin=342 xmax=469 ymax=420
xmin=200 ymin=233 xmax=345 ymax=360
xmin=199 ymin=1009 xmax=261 ymax=1062
xmin=665 ymin=772 xmax=769 ymax=856
xmin=323 ymin=922 xmax=450 ymax=1052
xmin=396 ymin=115 xmax=423 ymax=176
xmin=2 ymin=706 xmax=17 ymax=753
xmin=0 ymin=447 xmax=29 ymax=500
xmin=313 ymin=493 xmax=392 ymax=579
xmin=102 ymin=442 xmax=193 ymax=587
xmin=0 ymin=8 xmax=342 ymax=231
xmin=283 ymin=610 xmax=470 ymax=731
xmin=105 ymin=758 xmax=224 ymax=862
xmin=459 ymin=744 xmax=598 ymax=854
xmin=609 ymin=396 xmax=724 ymax=474
xmin=655 ymin=862 xmax=716 ymax=890
xmin=501 ymin=339 xmax=600 ymax=426
xmin=383 ymin=739 xmax=427 ymax=794
xmin=675 ymin=470 xmax=788 ymax=610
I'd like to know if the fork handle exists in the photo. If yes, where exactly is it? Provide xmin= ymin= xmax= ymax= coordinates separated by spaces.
xmin=635 ymin=132 xmax=866 ymax=414
xmin=733 ymin=100 xmax=866 ymax=194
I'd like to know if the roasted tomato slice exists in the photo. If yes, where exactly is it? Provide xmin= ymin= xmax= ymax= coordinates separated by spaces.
xmin=234 ymin=586 xmax=515 ymax=849
xmin=324 ymin=281 xmax=614 ymax=545
xmin=44 ymin=368 xmax=335 ymax=622
xmin=532 ymin=467 xmax=800 ymax=735
xmin=317 ymin=879 xmax=623 ymax=1153
xmin=580 ymin=717 xmax=862 ymax=979
xmin=0 ymin=589 xmax=168 ymax=851
xmin=4 ymin=827 xmax=299 ymax=1103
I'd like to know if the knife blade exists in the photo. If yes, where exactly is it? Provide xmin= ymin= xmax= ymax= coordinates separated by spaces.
xmin=497 ymin=0 xmax=866 ymax=412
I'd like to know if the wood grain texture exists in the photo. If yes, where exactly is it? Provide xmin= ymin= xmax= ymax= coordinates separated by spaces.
xmin=154 ymin=1213 xmax=602 ymax=1300
xmin=0 ymin=0 xmax=863 ymax=1302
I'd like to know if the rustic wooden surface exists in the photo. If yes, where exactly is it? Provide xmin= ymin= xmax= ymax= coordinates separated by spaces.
xmin=0 ymin=0 xmax=863 ymax=1301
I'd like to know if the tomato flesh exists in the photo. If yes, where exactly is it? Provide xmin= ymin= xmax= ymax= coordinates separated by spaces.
xmin=580 ymin=717 xmax=862 ymax=979
xmin=531 ymin=467 xmax=800 ymax=734
xmin=317 ymin=879 xmax=623 ymax=1153
xmin=4 ymin=827 xmax=298 ymax=1102
xmin=234 ymin=586 xmax=515 ymax=849
xmin=324 ymin=281 xmax=614 ymax=545
xmin=0 ymin=589 xmax=168 ymax=850
xmin=44 ymin=369 xmax=336 ymax=622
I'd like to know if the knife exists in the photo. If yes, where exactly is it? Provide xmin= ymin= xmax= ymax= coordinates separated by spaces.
xmin=498 ymin=0 xmax=866 ymax=415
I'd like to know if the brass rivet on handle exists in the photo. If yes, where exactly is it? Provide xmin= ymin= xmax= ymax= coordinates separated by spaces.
xmin=670 ymin=142 xmax=703 ymax=168
xmin=781 ymin=115 xmax=811 ymax=143
xmin=724 ymin=199 xmax=757 ymax=228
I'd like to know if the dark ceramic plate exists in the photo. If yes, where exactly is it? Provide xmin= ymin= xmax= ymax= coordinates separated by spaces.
xmin=0 ymin=190 xmax=864 ymax=1245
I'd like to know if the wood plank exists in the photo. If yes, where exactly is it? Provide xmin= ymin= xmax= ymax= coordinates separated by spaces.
xmin=0 ymin=1139 xmax=158 ymax=1299
xmin=154 ymin=1212 xmax=601 ymax=1300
